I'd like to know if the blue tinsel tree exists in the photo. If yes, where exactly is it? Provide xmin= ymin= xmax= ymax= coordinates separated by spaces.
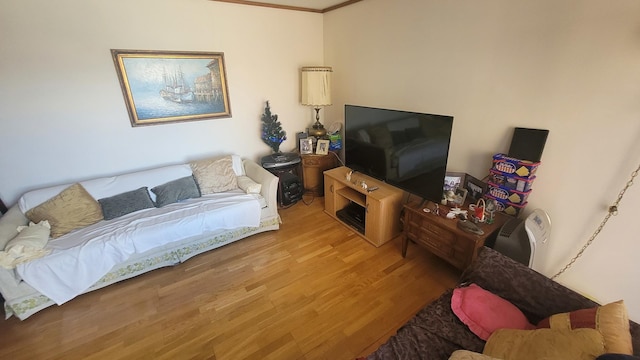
xmin=261 ymin=101 xmax=286 ymax=153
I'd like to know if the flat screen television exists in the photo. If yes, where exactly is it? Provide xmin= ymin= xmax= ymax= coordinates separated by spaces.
xmin=344 ymin=105 xmax=453 ymax=203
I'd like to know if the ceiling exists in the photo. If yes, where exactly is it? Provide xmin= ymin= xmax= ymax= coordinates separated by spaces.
xmin=211 ymin=0 xmax=362 ymax=13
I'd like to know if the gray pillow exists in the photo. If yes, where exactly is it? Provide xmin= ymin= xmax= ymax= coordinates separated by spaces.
xmin=151 ymin=176 xmax=201 ymax=207
xmin=98 ymin=187 xmax=155 ymax=220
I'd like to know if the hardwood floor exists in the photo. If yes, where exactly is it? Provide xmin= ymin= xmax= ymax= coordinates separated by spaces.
xmin=0 ymin=198 xmax=460 ymax=360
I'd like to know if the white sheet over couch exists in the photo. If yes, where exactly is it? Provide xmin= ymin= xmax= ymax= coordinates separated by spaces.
xmin=17 ymin=191 xmax=261 ymax=305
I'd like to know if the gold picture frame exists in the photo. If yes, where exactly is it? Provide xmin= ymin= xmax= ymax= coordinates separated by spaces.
xmin=316 ymin=140 xmax=330 ymax=155
xmin=111 ymin=49 xmax=231 ymax=126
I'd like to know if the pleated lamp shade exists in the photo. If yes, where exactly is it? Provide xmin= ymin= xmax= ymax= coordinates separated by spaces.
xmin=301 ymin=67 xmax=332 ymax=106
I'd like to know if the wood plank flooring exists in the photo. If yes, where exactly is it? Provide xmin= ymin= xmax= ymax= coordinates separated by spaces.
xmin=0 ymin=197 xmax=460 ymax=360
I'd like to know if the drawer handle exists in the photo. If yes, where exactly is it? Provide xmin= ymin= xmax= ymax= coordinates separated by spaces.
xmin=330 ymin=184 xmax=334 ymax=193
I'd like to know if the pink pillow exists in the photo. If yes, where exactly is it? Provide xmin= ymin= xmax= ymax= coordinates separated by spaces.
xmin=451 ymin=283 xmax=534 ymax=340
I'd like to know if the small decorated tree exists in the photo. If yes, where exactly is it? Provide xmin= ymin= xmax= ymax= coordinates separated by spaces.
xmin=261 ymin=101 xmax=287 ymax=153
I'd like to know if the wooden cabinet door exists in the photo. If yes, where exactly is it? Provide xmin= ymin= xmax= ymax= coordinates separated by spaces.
xmin=324 ymin=176 xmax=337 ymax=215
xmin=364 ymin=198 xmax=382 ymax=245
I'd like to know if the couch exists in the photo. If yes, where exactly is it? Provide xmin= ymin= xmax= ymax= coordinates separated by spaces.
xmin=364 ymin=247 xmax=640 ymax=360
xmin=0 ymin=155 xmax=280 ymax=320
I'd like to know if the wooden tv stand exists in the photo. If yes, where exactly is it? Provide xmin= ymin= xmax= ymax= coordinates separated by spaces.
xmin=323 ymin=167 xmax=404 ymax=247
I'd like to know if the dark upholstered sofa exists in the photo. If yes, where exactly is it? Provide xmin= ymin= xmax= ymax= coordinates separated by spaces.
xmin=364 ymin=247 xmax=640 ymax=359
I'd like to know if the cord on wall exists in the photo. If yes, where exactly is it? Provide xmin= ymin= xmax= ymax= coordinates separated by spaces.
xmin=551 ymin=161 xmax=639 ymax=280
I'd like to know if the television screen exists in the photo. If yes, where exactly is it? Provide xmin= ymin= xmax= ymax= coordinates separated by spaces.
xmin=344 ymin=105 xmax=453 ymax=203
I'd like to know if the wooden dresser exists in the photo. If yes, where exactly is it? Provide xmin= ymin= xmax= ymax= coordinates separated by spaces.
xmin=402 ymin=201 xmax=508 ymax=270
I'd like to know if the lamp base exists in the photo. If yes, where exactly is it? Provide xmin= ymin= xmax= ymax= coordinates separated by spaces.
xmin=309 ymin=123 xmax=327 ymax=138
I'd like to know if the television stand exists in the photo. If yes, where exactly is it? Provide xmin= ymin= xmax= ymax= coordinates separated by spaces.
xmin=324 ymin=167 xmax=404 ymax=247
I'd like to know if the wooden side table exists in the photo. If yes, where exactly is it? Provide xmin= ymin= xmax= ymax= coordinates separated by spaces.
xmin=301 ymin=153 xmax=338 ymax=196
xmin=402 ymin=201 xmax=508 ymax=270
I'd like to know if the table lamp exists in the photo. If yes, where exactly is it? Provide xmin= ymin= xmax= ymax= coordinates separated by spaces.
xmin=301 ymin=66 xmax=332 ymax=138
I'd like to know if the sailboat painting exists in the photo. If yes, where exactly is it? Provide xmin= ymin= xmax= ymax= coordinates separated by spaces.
xmin=111 ymin=50 xmax=231 ymax=126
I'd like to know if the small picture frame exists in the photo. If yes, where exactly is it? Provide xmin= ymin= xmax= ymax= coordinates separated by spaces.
xmin=444 ymin=172 xmax=466 ymax=191
xmin=296 ymin=132 xmax=308 ymax=152
xmin=454 ymin=188 xmax=468 ymax=206
xmin=300 ymin=138 xmax=313 ymax=154
xmin=464 ymin=174 xmax=488 ymax=202
xmin=316 ymin=139 xmax=330 ymax=155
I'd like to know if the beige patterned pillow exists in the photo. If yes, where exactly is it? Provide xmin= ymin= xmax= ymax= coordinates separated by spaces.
xmin=483 ymin=328 xmax=605 ymax=360
xmin=536 ymin=300 xmax=632 ymax=355
xmin=26 ymin=183 xmax=104 ymax=238
xmin=190 ymin=155 xmax=238 ymax=195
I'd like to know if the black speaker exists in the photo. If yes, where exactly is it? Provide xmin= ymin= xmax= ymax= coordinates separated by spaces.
xmin=278 ymin=172 xmax=302 ymax=207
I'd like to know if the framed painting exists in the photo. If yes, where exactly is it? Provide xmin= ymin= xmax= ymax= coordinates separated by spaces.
xmin=111 ymin=49 xmax=231 ymax=126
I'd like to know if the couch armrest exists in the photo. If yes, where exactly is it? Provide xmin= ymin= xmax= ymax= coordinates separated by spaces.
xmin=243 ymin=159 xmax=278 ymax=214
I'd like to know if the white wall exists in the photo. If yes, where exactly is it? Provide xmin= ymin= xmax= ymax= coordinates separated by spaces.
xmin=0 ymin=0 xmax=324 ymax=204
xmin=324 ymin=0 xmax=640 ymax=320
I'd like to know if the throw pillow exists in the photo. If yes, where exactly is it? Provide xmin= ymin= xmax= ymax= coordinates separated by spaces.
xmin=0 ymin=220 xmax=51 ymax=269
xmin=483 ymin=328 xmax=605 ymax=360
xmin=98 ymin=187 xmax=155 ymax=220
xmin=236 ymin=176 xmax=262 ymax=194
xmin=151 ymin=176 xmax=201 ymax=207
xmin=451 ymin=283 xmax=534 ymax=341
xmin=597 ymin=354 xmax=640 ymax=360
xmin=0 ymin=205 xmax=29 ymax=250
xmin=449 ymin=350 xmax=502 ymax=360
xmin=190 ymin=155 xmax=238 ymax=195
xmin=537 ymin=300 xmax=633 ymax=355
xmin=26 ymin=183 xmax=104 ymax=238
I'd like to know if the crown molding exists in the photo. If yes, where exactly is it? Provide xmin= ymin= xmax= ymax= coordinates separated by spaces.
xmin=210 ymin=0 xmax=362 ymax=13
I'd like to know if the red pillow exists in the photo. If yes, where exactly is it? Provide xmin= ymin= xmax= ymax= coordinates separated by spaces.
xmin=451 ymin=283 xmax=534 ymax=340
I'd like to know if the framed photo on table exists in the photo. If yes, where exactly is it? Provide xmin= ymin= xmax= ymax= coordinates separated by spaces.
xmin=316 ymin=140 xmax=329 ymax=155
xmin=300 ymin=138 xmax=313 ymax=154
xmin=444 ymin=172 xmax=466 ymax=191
xmin=464 ymin=174 xmax=488 ymax=202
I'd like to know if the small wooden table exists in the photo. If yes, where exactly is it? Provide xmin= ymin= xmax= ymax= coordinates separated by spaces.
xmin=402 ymin=201 xmax=509 ymax=270
xmin=301 ymin=153 xmax=338 ymax=196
